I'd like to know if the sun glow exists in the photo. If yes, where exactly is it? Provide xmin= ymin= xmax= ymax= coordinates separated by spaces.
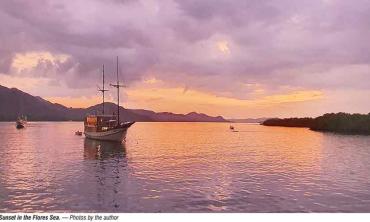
xmin=217 ymin=40 xmax=231 ymax=55
xmin=127 ymin=87 xmax=323 ymax=106
xmin=125 ymin=82 xmax=324 ymax=117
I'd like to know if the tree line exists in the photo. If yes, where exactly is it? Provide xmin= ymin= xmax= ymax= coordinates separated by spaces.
xmin=262 ymin=112 xmax=370 ymax=135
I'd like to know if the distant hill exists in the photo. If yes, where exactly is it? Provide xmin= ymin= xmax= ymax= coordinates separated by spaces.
xmin=262 ymin=117 xmax=314 ymax=128
xmin=131 ymin=109 xmax=226 ymax=122
xmin=0 ymin=85 xmax=71 ymax=121
xmin=262 ymin=113 xmax=370 ymax=135
xmin=228 ymin=118 xmax=270 ymax=123
xmin=0 ymin=85 xmax=228 ymax=122
xmin=311 ymin=113 xmax=370 ymax=134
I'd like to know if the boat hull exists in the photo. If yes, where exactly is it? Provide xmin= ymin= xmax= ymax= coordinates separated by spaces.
xmin=84 ymin=127 xmax=128 ymax=142
xmin=16 ymin=124 xmax=25 ymax=129
xmin=16 ymin=120 xmax=26 ymax=129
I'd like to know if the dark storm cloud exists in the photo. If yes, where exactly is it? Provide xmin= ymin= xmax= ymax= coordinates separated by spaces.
xmin=0 ymin=0 xmax=370 ymax=97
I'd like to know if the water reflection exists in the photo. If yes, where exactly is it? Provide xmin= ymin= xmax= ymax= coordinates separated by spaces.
xmin=83 ymin=138 xmax=128 ymax=211
xmin=83 ymin=138 xmax=126 ymax=160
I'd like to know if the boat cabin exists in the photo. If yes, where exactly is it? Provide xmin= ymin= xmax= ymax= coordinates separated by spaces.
xmin=84 ymin=115 xmax=118 ymax=132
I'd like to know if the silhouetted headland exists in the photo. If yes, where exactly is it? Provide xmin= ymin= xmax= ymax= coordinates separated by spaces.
xmin=262 ymin=113 xmax=370 ymax=135
xmin=262 ymin=117 xmax=314 ymax=128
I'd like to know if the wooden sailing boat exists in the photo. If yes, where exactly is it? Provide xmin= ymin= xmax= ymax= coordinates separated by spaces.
xmin=83 ymin=57 xmax=135 ymax=142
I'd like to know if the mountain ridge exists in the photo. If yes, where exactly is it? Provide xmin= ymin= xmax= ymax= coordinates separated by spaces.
xmin=0 ymin=85 xmax=228 ymax=122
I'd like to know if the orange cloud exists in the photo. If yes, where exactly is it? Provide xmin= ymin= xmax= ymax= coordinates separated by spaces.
xmin=11 ymin=51 xmax=69 ymax=71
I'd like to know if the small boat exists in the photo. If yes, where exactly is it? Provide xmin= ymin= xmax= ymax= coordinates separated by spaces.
xmin=230 ymin=125 xmax=235 ymax=130
xmin=75 ymin=131 xmax=83 ymax=136
xmin=16 ymin=116 xmax=27 ymax=129
xmin=84 ymin=57 xmax=134 ymax=142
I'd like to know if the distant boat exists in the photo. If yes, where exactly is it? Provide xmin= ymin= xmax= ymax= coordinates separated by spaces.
xmin=75 ymin=131 xmax=83 ymax=136
xmin=84 ymin=57 xmax=135 ymax=142
xmin=16 ymin=116 xmax=27 ymax=129
xmin=230 ymin=125 xmax=239 ymax=132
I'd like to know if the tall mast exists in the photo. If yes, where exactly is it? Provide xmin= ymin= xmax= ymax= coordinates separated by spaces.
xmin=98 ymin=65 xmax=108 ymax=114
xmin=116 ymin=56 xmax=119 ymax=123
xmin=110 ymin=56 xmax=125 ymax=125
xmin=103 ymin=65 xmax=105 ymax=114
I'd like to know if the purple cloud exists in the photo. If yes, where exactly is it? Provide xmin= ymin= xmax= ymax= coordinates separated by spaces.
xmin=0 ymin=0 xmax=369 ymax=111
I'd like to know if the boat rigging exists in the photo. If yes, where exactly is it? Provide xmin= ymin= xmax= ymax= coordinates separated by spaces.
xmin=83 ymin=56 xmax=135 ymax=142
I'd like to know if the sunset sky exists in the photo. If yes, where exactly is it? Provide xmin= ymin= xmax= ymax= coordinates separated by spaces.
xmin=0 ymin=0 xmax=369 ymax=118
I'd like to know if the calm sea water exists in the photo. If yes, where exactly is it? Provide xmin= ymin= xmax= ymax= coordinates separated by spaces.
xmin=1 ymin=122 xmax=370 ymax=212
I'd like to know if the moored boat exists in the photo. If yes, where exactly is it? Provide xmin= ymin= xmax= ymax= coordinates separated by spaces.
xmin=16 ymin=116 xmax=27 ymax=129
xmin=83 ymin=57 xmax=134 ymax=142
xmin=84 ymin=115 xmax=134 ymax=141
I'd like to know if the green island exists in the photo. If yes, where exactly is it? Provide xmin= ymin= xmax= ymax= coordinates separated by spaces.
xmin=262 ymin=113 xmax=370 ymax=135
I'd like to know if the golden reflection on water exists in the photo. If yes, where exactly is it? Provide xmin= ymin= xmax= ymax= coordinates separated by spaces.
xmin=127 ymin=123 xmax=324 ymax=181
xmin=125 ymin=123 xmax=370 ymax=212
